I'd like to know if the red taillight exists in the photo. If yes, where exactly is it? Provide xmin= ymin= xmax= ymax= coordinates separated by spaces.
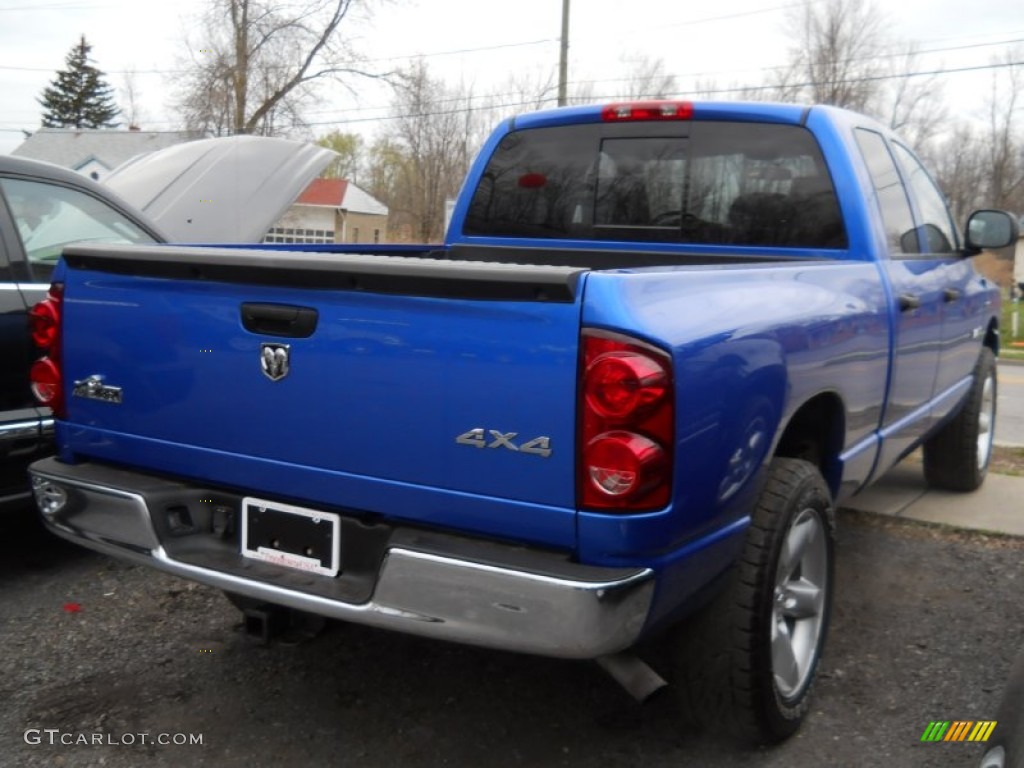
xmin=579 ymin=330 xmax=673 ymax=511
xmin=29 ymin=284 xmax=65 ymax=418
xmin=601 ymin=101 xmax=694 ymax=122
xmin=30 ymin=358 xmax=62 ymax=407
xmin=29 ymin=298 xmax=60 ymax=349
xmin=585 ymin=431 xmax=667 ymax=498
xmin=29 ymin=284 xmax=63 ymax=351
xmin=585 ymin=351 xmax=668 ymax=420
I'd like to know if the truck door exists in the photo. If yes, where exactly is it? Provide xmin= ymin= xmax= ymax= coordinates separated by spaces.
xmin=0 ymin=174 xmax=158 ymax=506
xmin=854 ymin=129 xmax=944 ymax=469
xmin=890 ymin=142 xmax=984 ymax=420
xmin=0 ymin=188 xmax=42 ymax=503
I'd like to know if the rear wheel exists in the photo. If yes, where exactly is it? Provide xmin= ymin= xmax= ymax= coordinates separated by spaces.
xmin=673 ymin=457 xmax=835 ymax=743
xmin=923 ymin=347 xmax=996 ymax=492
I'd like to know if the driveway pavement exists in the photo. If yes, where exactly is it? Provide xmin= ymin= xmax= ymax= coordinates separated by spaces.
xmin=997 ymin=357 xmax=1024 ymax=447
xmin=844 ymin=356 xmax=1024 ymax=538
xmin=844 ymin=456 xmax=1024 ymax=536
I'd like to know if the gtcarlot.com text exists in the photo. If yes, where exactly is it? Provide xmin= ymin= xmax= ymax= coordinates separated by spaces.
xmin=24 ymin=729 xmax=203 ymax=746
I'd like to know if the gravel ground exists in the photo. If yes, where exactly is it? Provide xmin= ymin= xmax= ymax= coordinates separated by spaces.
xmin=1 ymin=502 xmax=1020 ymax=768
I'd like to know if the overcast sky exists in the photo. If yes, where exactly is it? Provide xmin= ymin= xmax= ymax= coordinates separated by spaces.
xmin=0 ymin=0 xmax=1021 ymax=155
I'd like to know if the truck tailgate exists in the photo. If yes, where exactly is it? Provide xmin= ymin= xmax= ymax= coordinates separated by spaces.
xmin=57 ymin=244 xmax=586 ymax=548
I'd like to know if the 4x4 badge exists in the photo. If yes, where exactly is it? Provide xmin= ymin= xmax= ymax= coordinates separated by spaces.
xmin=455 ymin=428 xmax=552 ymax=457
xmin=260 ymin=342 xmax=291 ymax=381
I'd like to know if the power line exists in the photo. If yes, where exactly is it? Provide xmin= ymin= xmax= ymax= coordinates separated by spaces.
xmin=681 ymin=59 xmax=1024 ymax=97
xmin=0 ymin=39 xmax=559 ymax=76
xmin=567 ymin=38 xmax=1024 ymax=92
xmin=298 ymin=59 xmax=1024 ymax=128
xmin=4 ymin=56 xmax=1018 ymax=133
xmin=0 ymin=2 xmax=113 ymax=10
xmin=627 ymin=1 xmax=808 ymax=31
xmin=2 ymin=31 xmax=1020 ymax=89
xmin=252 ymin=46 xmax=1024 ymax=123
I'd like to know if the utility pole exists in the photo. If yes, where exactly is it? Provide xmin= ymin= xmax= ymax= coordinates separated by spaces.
xmin=557 ymin=0 xmax=570 ymax=107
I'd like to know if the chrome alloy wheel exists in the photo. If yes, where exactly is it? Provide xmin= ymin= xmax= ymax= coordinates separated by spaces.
xmin=977 ymin=373 xmax=995 ymax=471
xmin=771 ymin=506 xmax=829 ymax=700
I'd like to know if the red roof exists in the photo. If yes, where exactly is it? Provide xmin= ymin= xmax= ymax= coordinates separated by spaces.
xmin=296 ymin=178 xmax=348 ymax=206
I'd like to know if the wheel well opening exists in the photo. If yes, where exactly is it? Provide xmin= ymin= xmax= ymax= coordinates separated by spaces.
xmin=774 ymin=394 xmax=845 ymax=497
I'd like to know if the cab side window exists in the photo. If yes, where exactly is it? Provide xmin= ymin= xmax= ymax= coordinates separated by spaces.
xmin=891 ymin=142 xmax=959 ymax=254
xmin=0 ymin=178 xmax=154 ymax=281
xmin=854 ymin=129 xmax=918 ymax=254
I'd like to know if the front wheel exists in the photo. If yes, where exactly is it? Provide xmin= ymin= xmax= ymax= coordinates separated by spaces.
xmin=923 ymin=347 xmax=996 ymax=492
xmin=673 ymin=457 xmax=835 ymax=743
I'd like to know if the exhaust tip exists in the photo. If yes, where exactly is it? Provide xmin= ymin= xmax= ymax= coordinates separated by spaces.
xmin=596 ymin=652 xmax=669 ymax=703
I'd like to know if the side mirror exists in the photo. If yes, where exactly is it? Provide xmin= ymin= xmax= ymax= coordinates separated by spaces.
xmin=965 ymin=209 xmax=1020 ymax=252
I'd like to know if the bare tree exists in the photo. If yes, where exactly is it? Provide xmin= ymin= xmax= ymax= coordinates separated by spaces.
xmin=173 ymin=0 xmax=387 ymax=136
xmin=566 ymin=78 xmax=598 ymax=106
xmin=780 ymin=0 xmax=888 ymax=111
xmin=931 ymin=124 xmax=989 ymax=223
xmin=985 ymin=50 xmax=1024 ymax=211
xmin=929 ymin=52 xmax=1023 ymax=224
xmin=368 ymin=62 xmax=481 ymax=242
xmin=765 ymin=0 xmax=954 ymax=155
xmin=882 ymin=45 xmax=947 ymax=152
xmin=619 ymin=54 xmax=678 ymax=100
xmin=494 ymin=69 xmax=559 ymax=111
xmin=364 ymin=136 xmax=405 ymax=212
xmin=316 ymin=130 xmax=364 ymax=181
xmin=119 ymin=70 xmax=144 ymax=129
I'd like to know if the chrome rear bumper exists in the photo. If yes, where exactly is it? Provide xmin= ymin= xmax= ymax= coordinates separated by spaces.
xmin=29 ymin=457 xmax=654 ymax=659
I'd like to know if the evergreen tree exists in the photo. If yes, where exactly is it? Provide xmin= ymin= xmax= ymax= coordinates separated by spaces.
xmin=38 ymin=36 xmax=120 ymax=129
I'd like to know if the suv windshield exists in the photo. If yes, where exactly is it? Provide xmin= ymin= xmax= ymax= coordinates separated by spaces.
xmin=465 ymin=120 xmax=846 ymax=249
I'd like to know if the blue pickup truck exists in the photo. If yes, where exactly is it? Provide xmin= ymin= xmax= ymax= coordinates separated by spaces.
xmin=27 ymin=101 xmax=1018 ymax=743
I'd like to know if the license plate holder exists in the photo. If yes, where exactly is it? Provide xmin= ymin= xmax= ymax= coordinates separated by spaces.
xmin=241 ymin=497 xmax=341 ymax=577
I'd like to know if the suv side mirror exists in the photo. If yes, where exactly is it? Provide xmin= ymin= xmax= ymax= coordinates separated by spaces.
xmin=965 ymin=209 xmax=1020 ymax=253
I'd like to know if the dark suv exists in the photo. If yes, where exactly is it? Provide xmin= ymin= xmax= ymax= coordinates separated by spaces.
xmin=0 ymin=156 xmax=164 ymax=511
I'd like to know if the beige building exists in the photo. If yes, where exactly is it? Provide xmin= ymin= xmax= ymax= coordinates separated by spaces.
xmin=264 ymin=178 xmax=389 ymax=245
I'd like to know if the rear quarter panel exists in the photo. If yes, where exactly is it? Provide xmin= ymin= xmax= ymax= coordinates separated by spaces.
xmin=578 ymin=259 xmax=891 ymax=566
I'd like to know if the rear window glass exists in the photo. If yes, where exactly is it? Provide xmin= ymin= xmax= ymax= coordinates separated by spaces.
xmin=464 ymin=121 xmax=846 ymax=249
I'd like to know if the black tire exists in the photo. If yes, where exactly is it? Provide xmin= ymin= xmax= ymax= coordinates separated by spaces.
xmin=673 ymin=457 xmax=835 ymax=744
xmin=980 ymin=651 xmax=1024 ymax=768
xmin=923 ymin=347 xmax=996 ymax=492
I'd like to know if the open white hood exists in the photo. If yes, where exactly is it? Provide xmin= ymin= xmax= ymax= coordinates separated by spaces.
xmin=103 ymin=136 xmax=335 ymax=243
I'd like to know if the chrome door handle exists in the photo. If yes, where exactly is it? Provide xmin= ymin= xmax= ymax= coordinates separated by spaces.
xmin=898 ymin=293 xmax=921 ymax=312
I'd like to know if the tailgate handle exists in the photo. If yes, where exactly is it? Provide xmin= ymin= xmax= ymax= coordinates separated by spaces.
xmin=241 ymin=303 xmax=318 ymax=338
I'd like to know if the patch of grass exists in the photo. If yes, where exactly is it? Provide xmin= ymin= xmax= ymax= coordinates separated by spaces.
xmin=991 ymin=445 xmax=1024 ymax=476
xmin=1003 ymin=299 xmax=1019 ymax=348
xmin=1000 ymin=295 xmax=1024 ymax=357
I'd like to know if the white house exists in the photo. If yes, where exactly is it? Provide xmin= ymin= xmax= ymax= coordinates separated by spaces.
xmin=12 ymin=127 xmax=205 ymax=181
xmin=264 ymin=178 xmax=389 ymax=245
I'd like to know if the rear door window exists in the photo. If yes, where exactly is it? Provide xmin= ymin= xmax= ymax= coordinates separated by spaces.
xmin=465 ymin=121 xmax=846 ymax=248
xmin=854 ymin=129 xmax=919 ymax=254
xmin=0 ymin=177 xmax=155 ymax=281
xmin=890 ymin=142 xmax=959 ymax=254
